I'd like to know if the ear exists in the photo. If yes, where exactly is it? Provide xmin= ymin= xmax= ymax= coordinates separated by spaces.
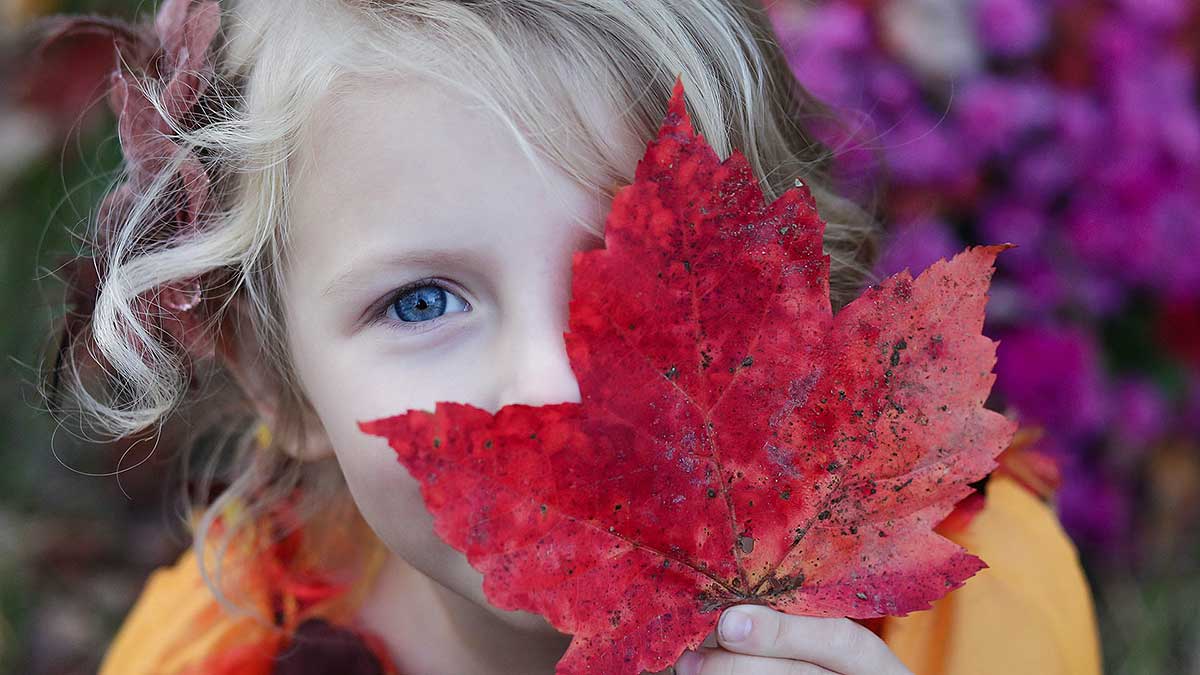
xmin=215 ymin=295 xmax=336 ymax=463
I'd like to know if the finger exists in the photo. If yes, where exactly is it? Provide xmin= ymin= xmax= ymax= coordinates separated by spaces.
xmin=675 ymin=647 xmax=838 ymax=675
xmin=713 ymin=605 xmax=913 ymax=675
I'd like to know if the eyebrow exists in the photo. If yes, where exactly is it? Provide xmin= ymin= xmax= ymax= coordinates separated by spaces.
xmin=320 ymin=248 xmax=491 ymax=298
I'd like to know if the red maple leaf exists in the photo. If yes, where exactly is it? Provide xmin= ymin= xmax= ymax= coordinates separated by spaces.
xmin=359 ymin=75 xmax=1017 ymax=675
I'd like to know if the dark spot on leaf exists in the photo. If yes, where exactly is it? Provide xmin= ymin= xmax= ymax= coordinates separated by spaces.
xmin=707 ymin=488 xmax=717 ymax=498
xmin=856 ymin=592 xmax=868 ymax=600
xmin=484 ymin=439 xmax=493 ymax=449
xmin=738 ymin=535 xmax=755 ymax=554
xmin=683 ymin=260 xmax=692 ymax=272
xmin=432 ymin=437 xmax=441 ymax=448
xmin=614 ymin=504 xmax=622 ymax=511
xmin=817 ymin=510 xmax=831 ymax=520
xmin=826 ymin=461 xmax=840 ymax=472
xmin=664 ymin=365 xmax=678 ymax=380
xmin=741 ymin=355 xmax=753 ymax=367
xmin=893 ymin=478 xmax=913 ymax=492
xmin=780 ymin=489 xmax=791 ymax=500
xmin=540 ymin=504 xmax=547 ymax=513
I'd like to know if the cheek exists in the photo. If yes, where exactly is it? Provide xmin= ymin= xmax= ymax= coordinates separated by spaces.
xmin=327 ymin=422 xmax=463 ymax=579
xmin=288 ymin=338 xmax=466 ymax=588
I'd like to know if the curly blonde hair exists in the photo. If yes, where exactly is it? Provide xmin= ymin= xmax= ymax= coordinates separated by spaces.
xmin=42 ymin=0 xmax=881 ymax=618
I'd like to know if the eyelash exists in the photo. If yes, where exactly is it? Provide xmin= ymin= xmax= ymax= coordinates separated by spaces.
xmin=374 ymin=276 xmax=472 ymax=334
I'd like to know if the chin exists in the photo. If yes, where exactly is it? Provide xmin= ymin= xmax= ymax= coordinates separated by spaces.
xmin=488 ymin=604 xmax=565 ymax=634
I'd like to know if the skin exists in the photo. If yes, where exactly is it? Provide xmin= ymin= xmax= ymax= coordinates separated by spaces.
xmin=274 ymin=73 xmax=913 ymax=675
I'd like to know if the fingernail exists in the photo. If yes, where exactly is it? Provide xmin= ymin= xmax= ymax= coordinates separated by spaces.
xmin=719 ymin=609 xmax=752 ymax=642
xmin=676 ymin=649 xmax=702 ymax=675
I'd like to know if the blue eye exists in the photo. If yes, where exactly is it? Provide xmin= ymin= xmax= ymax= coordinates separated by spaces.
xmin=384 ymin=278 xmax=470 ymax=328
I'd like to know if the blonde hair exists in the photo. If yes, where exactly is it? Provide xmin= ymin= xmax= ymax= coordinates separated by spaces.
xmin=43 ymin=0 xmax=881 ymax=618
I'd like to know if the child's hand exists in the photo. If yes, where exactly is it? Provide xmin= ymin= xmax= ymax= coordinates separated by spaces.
xmin=671 ymin=605 xmax=914 ymax=675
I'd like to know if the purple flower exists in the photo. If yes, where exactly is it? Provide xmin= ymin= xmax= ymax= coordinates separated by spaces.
xmin=995 ymin=324 xmax=1109 ymax=442
xmin=1054 ymin=92 xmax=1107 ymax=156
xmin=974 ymin=0 xmax=1049 ymax=58
xmin=1010 ymin=142 xmax=1077 ymax=206
xmin=1114 ymin=0 xmax=1191 ymax=28
xmin=1055 ymin=459 xmax=1134 ymax=555
xmin=778 ymin=2 xmax=872 ymax=107
xmin=868 ymin=61 xmax=919 ymax=111
xmin=1146 ymin=187 xmax=1200 ymax=295
xmin=1089 ymin=18 xmax=1143 ymax=82
xmin=881 ymin=110 xmax=970 ymax=184
xmin=979 ymin=197 xmax=1046 ymax=251
xmin=803 ymin=1 xmax=873 ymax=52
xmin=1110 ymin=377 xmax=1168 ymax=455
xmin=874 ymin=217 xmax=962 ymax=278
xmin=1067 ymin=267 xmax=1128 ymax=318
xmin=1065 ymin=187 xmax=1152 ymax=285
xmin=954 ymin=76 xmax=1057 ymax=161
xmin=1109 ymin=54 xmax=1196 ymax=154
xmin=1005 ymin=254 xmax=1068 ymax=316
xmin=1159 ymin=104 xmax=1200 ymax=164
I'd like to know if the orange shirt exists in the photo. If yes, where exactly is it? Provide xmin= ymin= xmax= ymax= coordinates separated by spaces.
xmin=99 ymin=471 xmax=1101 ymax=675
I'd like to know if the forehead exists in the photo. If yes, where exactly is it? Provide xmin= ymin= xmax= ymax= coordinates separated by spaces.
xmin=283 ymin=73 xmax=614 ymax=289
xmin=293 ymin=75 xmax=543 ymax=221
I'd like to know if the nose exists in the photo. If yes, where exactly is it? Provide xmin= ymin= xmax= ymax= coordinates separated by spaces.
xmin=493 ymin=320 xmax=583 ymax=410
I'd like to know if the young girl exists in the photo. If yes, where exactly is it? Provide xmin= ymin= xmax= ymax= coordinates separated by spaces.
xmin=38 ymin=0 xmax=1102 ymax=673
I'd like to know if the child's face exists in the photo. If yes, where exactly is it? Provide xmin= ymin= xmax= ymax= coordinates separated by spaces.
xmin=281 ymin=75 xmax=623 ymax=630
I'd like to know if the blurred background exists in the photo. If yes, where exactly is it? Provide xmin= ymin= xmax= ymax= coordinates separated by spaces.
xmin=1 ymin=0 xmax=1198 ymax=673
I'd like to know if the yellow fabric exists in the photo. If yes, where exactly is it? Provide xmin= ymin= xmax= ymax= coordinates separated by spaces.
xmin=100 ymin=473 xmax=1101 ymax=675
xmin=98 ymin=500 xmax=391 ymax=675
xmin=880 ymin=473 xmax=1103 ymax=675
xmin=98 ymin=536 xmax=279 ymax=675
